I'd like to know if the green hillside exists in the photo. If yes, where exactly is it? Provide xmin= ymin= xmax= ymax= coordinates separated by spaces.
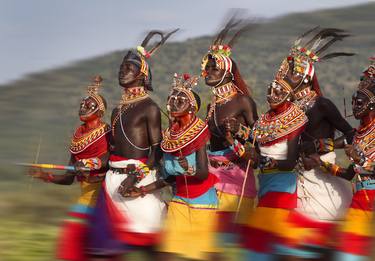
xmin=0 ymin=3 xmax=374 ymax=260
xmin=1 ymin=3 xmax=374 ymax=178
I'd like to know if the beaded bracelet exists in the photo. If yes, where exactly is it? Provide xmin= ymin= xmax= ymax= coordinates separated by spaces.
xmin=230 ymin=139 xmax=246 ymax=158
xmin=44 ymin=173 xmax=54 ymax=183
xmin=235 ymin=123 xmax=251 ymax=140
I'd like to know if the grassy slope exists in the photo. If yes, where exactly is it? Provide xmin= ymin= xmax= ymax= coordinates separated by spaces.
xmin=0 ymin=3 xmax=374 ymax=260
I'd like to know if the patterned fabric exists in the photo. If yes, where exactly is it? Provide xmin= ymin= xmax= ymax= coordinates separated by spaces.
xmin=161 ymin=117 xmax=218 ymax=259
xmin=242 ymin=104 xmax=307 ymax=258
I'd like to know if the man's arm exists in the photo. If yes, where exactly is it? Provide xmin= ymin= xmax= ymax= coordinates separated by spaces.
xmin=320 ymin=98 xmax=355 ymax=143
xmin=239 ymin=95 xmax=258 ymax=128
xmin=194 ymin=146 xmax=209 ymax=180
xmin=109 ymin=108 xmax=117 ymax=152
xmin=146 ymin=103 xmax=162 ymax=169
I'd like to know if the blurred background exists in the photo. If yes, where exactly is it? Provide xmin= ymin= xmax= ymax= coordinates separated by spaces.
xmin=0 ymin=0 xmax=374 ymax=260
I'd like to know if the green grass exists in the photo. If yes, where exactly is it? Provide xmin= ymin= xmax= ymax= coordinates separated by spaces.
xmin=0 ymin=219 xmax=58 ymax=261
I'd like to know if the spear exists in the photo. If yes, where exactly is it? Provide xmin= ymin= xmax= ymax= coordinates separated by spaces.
xmin=16 ymin=162 xmax=90 ymax=172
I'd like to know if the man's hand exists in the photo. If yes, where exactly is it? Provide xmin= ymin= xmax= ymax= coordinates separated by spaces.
xmin=118 ymin=175 xmax=137 ymax=196
xmin=302 ymin=154 xmax=320 ymax=171
xmin=120 ymin=186 xmax=144 ymax=198
xmin=345 ymin=144 xmax=364 ymax=165
xmin=28 ymin=167 xmax=50 ymax=181
xmin=178 ymin=157 xmax=189 ymax=170
xmin=242 ymin=145 xmax=259 ymax=165
xmin=74 ymin=160 xmax=89 ymax=174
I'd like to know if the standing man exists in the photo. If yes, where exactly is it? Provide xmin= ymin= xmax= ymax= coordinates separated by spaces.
xmin=201 ymin=17 xmax=258 ymax=245
xmin=29 ymin=76 xmax=110 ymax=261
xmin=275 ymin=27 xmax=355 ymax=258
xmin=89 ymin=30 xmax=177 ymax=258
xmin=312 ymin=57 xmax=375 ymax=261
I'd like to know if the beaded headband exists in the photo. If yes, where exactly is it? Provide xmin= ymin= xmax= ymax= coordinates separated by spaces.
xmin=169 ymin=73 xmax=199 ymax=113
xmin=87 ymin=75 xmax=105 ymax=113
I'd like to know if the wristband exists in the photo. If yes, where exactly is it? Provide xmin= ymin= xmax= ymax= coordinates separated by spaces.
xmin=235 ymin=123 xmax=251 ymax=140
xmin=230 ymin=139 xmax=246 ymax=158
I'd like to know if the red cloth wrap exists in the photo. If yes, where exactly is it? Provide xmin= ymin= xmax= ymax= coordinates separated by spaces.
xmin=171 ymin=125 xmax=217 ymax=198
xmin=170 ymin=127 xmax=210 ymax=157
xmin=71 ymin=131 xmax=110 ymax=179
xmin=175 ymin=173 xmax=218 ymax=199
xmin=57 ymin=221 xmax=89 ymax=261
xmin=109 ymin=154 xmax=147 ymax=164
xmin=258 ymin=191 xmax=297 ymax=209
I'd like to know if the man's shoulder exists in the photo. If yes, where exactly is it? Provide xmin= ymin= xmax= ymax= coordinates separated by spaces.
xmin=315 ymin=96 xmax=336 ymax=109
xmin=141 ymin=97 xmax=160 ymax=110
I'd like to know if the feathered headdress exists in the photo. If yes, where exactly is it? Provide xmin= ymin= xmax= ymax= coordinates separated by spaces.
xmin=201 ymin=14 xmax=253 ymax=95
xmin=122 ymin=29 xmax=179 ymax=91
xmin=276 ymin=27 xmax=355 ymax=95
xmin=357 ymin=56 xmax=375 ymax=103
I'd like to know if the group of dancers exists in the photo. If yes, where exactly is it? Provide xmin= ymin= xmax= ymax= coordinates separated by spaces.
xmin=28 ymin=18 xmax=375 ymax=261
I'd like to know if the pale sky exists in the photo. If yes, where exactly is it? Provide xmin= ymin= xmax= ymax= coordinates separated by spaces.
xmin=0 ymin=0 xmax=371 ymax=85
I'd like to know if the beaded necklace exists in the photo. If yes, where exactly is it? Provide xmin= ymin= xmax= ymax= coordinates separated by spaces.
xmin=111 ymin=87 xmax=151 ymax=151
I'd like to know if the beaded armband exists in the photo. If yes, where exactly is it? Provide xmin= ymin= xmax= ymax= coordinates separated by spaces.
xmin=314 ymin=138 xmax=334 ymax=154
xmin=235 ymin=123 xmax=251 ymax=141
xmin=129 ymin=164 xmax=150 ymax=183
xmin=363 ymin=160 xmax=375 ymax=173
xmin=230 ymin=139 xmax=246 ymax=158
xmin=81 ymin=158 xmax=102 ymax=170
xmin=44 ymin=173 xmax=54 ymax=183
xmin=320 ymin=161 xmax=344 ymax=176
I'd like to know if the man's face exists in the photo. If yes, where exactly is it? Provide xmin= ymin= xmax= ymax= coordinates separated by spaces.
xmin=267 ymin=81 xmax=291 ymax=109
xmin=204 ymin=57 xmax=226 ymax=87
xmin=79 ymin=96 xmax=100 ymax=122
xmin=118 ymin=60 xmax=141 ymax=88
xmin=167 ymin=89 xmax=192 ymax=117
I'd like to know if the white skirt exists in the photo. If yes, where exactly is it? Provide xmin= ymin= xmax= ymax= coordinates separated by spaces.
xmin=104 ymin=159 xmax=166 ymax=234
xmin=297 ymin=152 xmax=353 ymax=221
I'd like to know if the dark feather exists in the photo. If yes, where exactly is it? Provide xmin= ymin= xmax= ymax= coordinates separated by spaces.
xmin=320 ymin=52 xmax=355 ymax=60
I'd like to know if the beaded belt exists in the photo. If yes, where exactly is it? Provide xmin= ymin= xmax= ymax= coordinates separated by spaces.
xmin=109 ymin=166 xmax=133 ymax=174
xmin=356 ymin=177 xmax=375 ymax=191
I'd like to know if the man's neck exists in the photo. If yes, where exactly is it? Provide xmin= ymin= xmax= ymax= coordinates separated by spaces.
xmin=83 ymin=118 xmax=102 ymax=132
xmin=171 ymin=114 xmax=196 ymax=132
xmin=124 ymin=86 xmax=145 ymax=93
xmin=360 ymin=111 xmax=375 ymax=129
xmin=271 ymin=101 xmax=291 ymax=114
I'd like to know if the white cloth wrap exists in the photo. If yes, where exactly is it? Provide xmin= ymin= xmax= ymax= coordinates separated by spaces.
xmin=297 ymin=152 xmax=353 ymax=221
xmin=105 ymin=159 xmax=166 ymax=234
xmin=260 ymin=140 xmax=288 ymax=160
